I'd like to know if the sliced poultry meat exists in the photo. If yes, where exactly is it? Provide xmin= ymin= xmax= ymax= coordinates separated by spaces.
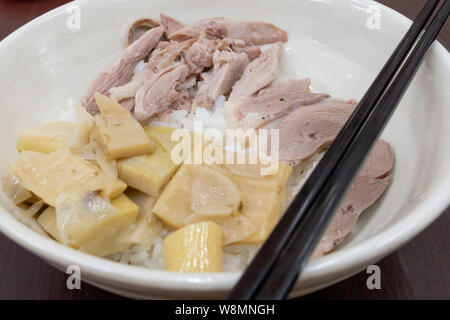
xmin=168 ymin=26 xmax=201 ymax=42
xmin=196 ymin=18 xmax=288 ymax=45
xmin=236 ymin=79 xmax=329 ymax=129
xmin=184 ymin=41 xmax=214 ymax=74
xmin=192 ymin=51 xmax=249 ymax=111
xmin=230 ymin=40 xmax=261 ymax=61
xmin=228 ymin=42 xmax=283 ymax=102
xmin=146 ymin=39 xmax=194 ymax=73
xmin=156 ymin=41 xmax=171 ymax=50
xmin=109 ymin=39 xmax=194 ymax=110
xmin=277 ymin=100 xmax=358 ymax=162
xmin=134 ymin=63 xmax=190 ymax=123
xmin=172 ymin=89 xmax=194 ymax=112
xmin=81 ymin=26 xmax=165 ymax=115
xmin=159 ymin=13 xmax=202 ymax=41
xmin=126 ymin=18 xmax=161 ymax=46
xmin=195 ymin=18 xmax=229 ymax=39
xmin=275 ymin=97 xmax=394 ymax=257
xmin=163 ymin=15 xmax=287 ymax=46
xmin=160 ymin=13 xmax=186 ymax=36
xmin=184 ymin=31 xmax=231 ymax=73
xmin=312 ymin=140 xmax=394 ymax=258
xmin=100 ymin=17 xmax=286 ymax=119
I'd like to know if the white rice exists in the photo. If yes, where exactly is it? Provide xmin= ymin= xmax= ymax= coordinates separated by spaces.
xmin=108 ymin=232 xmax=167 ymax=270
xmin=109 ymin=241 xmax=262 ymax=272
xmin=150 ymin=96 xmax=227 ymax=133
xmin=223 ymin=244 xmax=260 ymax=272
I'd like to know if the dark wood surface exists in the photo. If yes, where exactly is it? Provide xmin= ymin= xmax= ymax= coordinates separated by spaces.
xmin=0 ymin=0 xmax=448 ymax=300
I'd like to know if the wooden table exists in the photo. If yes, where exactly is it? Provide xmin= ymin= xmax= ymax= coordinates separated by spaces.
xmin=0 ymin=0 xmax=448 ymax=300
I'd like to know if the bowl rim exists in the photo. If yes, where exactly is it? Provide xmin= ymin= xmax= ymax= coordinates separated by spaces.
xmin=0 ymin=0 xmax=449 ymax=295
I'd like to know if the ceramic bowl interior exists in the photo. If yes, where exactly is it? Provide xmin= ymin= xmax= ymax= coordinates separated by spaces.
xmin=0 ymin=0 xmax=449 ymax=299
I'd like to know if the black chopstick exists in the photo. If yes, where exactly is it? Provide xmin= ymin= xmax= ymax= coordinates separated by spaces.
xmin=228 ymin=0 xmax=447 ymax=300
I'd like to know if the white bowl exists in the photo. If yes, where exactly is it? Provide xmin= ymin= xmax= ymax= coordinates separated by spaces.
xmin=0 ymin=0 xmax=449 ymax=299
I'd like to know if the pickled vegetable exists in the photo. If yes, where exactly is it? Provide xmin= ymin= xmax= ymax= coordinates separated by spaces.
xmin=38 ymin=194 xmax=139 ymax=256
xmin=16 ymin=121 xmax=73 ymax=154
xmin=10 ymin=148 xmax=126 ymax=206
xmin=144 ymin=126 xmax=178 ymax=154
xmin=37 ymin=207 xmax=62 ymax=242
xmin=118 ymin=144 xmax=180 ymax=198
xmin=117 ymin=189 xmax=163 ymax=248
xmin=163 ymin=221 xmax=222 ymax=273
xmin=230 ymin=161 xmax=291 ymax=243
xmin=92 ymin=93 xmax=153 ymax=159
xmin=2 ymin=172 xmax=32 ymax=204
xmin=56 ymin=193 xmax=138 ymax=246
xmin=153 ymin=162 xmax=292 ymax=245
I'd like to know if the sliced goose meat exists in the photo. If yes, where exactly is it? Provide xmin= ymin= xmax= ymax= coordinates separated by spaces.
xmin=277 ymin=100 xmax=357 ymax=162
xmin=184 ymin=31 xmax=230 ymax=74
xmin=173 ymin=90 xmax=193 ymax=112
xmin=196 ymin=31 xmax=230 ymax=52
xmin=166 ymin=17 xmax=287 ymax=45
xmin=126 ymin=18 xmax=161 ymax=46
xmin=192 ymin=51 xmax=249 ymax=111
xmin=81 ymin=26 xmax=164 ymax=115
xmin=230 ymin=40 xmax=261 ymax=61
xmin=195 ymin=18 xmax=229 ymax=39
xmin=312 ymin=140 xmax=394 ymax=258
xmin=237 ymin=79 xmax=329 ymax=129
xmin=109 ymin=39 xmax=194 ymax=108
xmin=177 ymin=75 xmax=197 ymax=91
xmin=146 ymin=39 xmax=194 ymax=73
xmin=168 ymin=26 xmax=201 ymax=42
xmin=184 ymin=41 xmax=214 ymax=74
xmin=196 ymin=18 xmax=287 ymax=45
xmin=160 ymin=13 xmax=186 ymax=36
xmin=156 ymin=41 xmax=171 ymax=50
xmin=228 ymin=42 xmax=282 ymax=102
xmin=172 ymin=76 xmax=198 ymax=112
xmin=135 ymin=63 xmax=190 ymax=123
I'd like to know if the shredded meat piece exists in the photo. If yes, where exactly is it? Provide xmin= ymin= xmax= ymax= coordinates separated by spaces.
xmin=126 ymin=18 xmax=161 ymax=46
xmin=81 ymin=26 xmax=164 ymax=115
xmin=311 ymin=140 xmax=394 ymax=258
